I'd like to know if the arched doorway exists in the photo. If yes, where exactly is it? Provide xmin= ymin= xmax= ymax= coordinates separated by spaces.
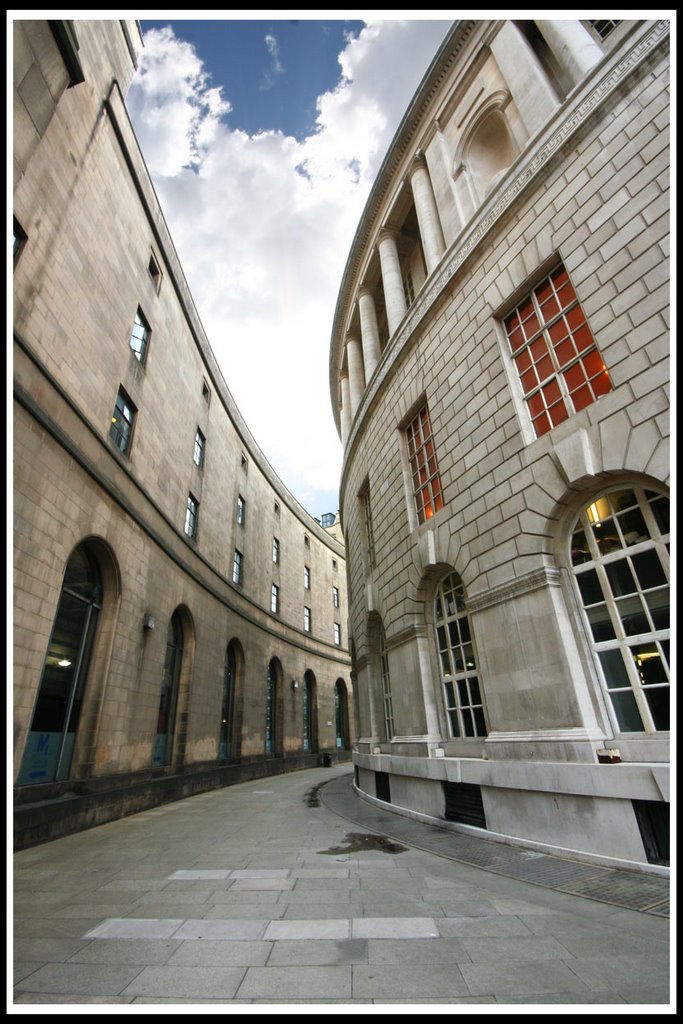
xmin=153 ymin=610 xmax=184 ymax=767
xmin=335 ymin=679 xmax=350 ymax=750
xmin=18 ymin=544 xmax=103 ymax=785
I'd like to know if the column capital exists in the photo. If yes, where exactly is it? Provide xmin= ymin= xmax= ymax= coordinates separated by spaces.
xmin=378 ymin=227 xmax=401 ymax=245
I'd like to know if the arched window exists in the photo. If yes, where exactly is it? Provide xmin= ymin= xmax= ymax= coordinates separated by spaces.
xmin=335 ymin=679 xmax=350 ymax=749
xmin=18 ymin=544 xmax=102 ymax=785
xmin=153 ymin=611 xmax=184 ymax=766
xmin=303 ymin=670 xmax=317 ymax=752
xmin=433 ymin=573 xmax=487 ymax=738
xmin=570 ymin=487 xmax=670 ymax=732
xmin=265 ymin=658 xmax=281 ymax=756
xmin=219 ymin=642 xmax=237 ymax=761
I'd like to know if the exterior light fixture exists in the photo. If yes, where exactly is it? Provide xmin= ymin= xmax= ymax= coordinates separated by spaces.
xmin=58 ymin=659 xmax=71 ymax=667
xmin=143 ymin=613 xmax=155 ymax=631
xmin=291 ymin=679 xmax=299 ymax=690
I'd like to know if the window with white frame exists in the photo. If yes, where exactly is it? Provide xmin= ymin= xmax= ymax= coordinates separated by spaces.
xmin=570 ymin=487 xmax=669 ymax=733
xmin=333 ymin=586 xmax=339 ymax=609
xmin=304 ymin=606 xmax=311 ymax=633
xmin=109 ymin=387 xmax=136 ymax=455
xmin=433 ymin=573 xmax=487 ymax=738
xmin=185 ymin=493 xmax=199 ymax=540
xmin=503 ymin=263 xmax=612 ymax=438
xmin=304 ymin=565 xmax=310 ymax=590
xmin=405 ymin=404 xmax=444 ymax=524
xmin=193 ymin=427 xmax=205 ymax=468
xmin=334 ymin=623 xmax=341 ymax=646
xmin=129 ymin=307 xmax=151 ymax=364
xmin=236 ymin=494 xmax=246 ymax=526
xmin=273 ymin=537 xmax=280 ymax=564
xmin=271 ymin=583 xmax=280 ymax=614
xmin=232 ymin=549 xmax=243 ymax=586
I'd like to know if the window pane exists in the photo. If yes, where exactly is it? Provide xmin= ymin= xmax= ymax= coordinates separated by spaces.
xmin=598 ymin=649 xmax=630 ymax=690
xmin=587 ymin=604 xmax=616 ymax=641
xmin=631 ymin=551 xmax=667 ymax=590
xmin=576 ymin=569 xmax=603 ymax=606
xmin=644 ymin=688 xmax=669 ymax=731
xmin=605 ymin=560 xmax=636 ymax=596
xmin=609 ymin=691 xmax=644 ymax=732
xmin=630 ymin=644 xmax=668 ymax=686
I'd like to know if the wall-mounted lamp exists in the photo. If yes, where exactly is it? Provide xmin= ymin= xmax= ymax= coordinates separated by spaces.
xmin=291 ymin=679 xmax=299 ymax=691
xmin=143 ymin=613 xmax=156 ymax=631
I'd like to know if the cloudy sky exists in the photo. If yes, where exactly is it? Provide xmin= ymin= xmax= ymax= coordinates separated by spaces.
xmin=126 ymin=17 xmax=453 ymax=520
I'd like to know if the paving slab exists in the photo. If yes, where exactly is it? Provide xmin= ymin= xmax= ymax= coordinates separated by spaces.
xmin=352 ymin=963 xmax=471 ymax=1000
xmin=121 ymin=965 xmax=246 ymax=999
xmin=266 ymin=939 xmax=368 ymax=966
xmin=236 ymin=965 xmax=353 ymax=1000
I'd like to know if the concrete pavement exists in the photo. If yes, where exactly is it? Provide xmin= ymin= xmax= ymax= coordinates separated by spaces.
xmin=12 ymin=765 xmax=672 ymax=1007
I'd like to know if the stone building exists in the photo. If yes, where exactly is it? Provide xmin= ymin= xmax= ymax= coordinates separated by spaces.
xmin=13 ymin=19 xmax=353 ymax=847
xmin=330 ymin=20 xmax=670 ymax=869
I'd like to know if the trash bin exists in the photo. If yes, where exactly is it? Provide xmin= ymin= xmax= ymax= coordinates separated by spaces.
xmin=319 ymin=753 xmax=332 ymax=767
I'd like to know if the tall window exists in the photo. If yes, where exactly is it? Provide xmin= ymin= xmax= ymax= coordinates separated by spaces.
xmin=360 ymin=482 xmax=376 ymax=569
xmin=273 ymin=537 xmax=280 ymax=563
xmin=129 ymin=308 xmax=151 ymax=364
xmin=571 ymin=487 xmax=669 ymax=733
xmin=232 ymin=549 xmax=243 ymax=586
xmin=405 ymin=405 xmax=443 ymax=524
xmin=303 ymin=671 xmax=316 ymax=752
xmin=379 ymin=626 xmax=395 ymax=740
xmin=193 ymin=428 xmax=205 ymax=468
xmin=333 ymin=586 xmax=339 ymax=609
xmin=434 ymin=573 xmax=487 ymax=738
xmin=153 ymin=612 xmax=183 ymax=766
xmin=503 ymin=264 xmax=612 ymax=438
xmin=184 ymin=494 xmax=199 ymax=539
xmin=304 ymin=607 xmax=311 ymax=633
xmin=265 ymin=659 xmax=279 ymax=756
xmin=334 ymin=623 xmax=341 ymax=646
xmin=304 ymin=565 xmax=310 ymax=590
xmin=271 ymin=583 xmax=279 ymax=614
xmin=18 ymin=545 xmax=102 ymax=785
xmin=236 ymin=494 xmax=246 ymax=526
xmin=219 ymin=642 xmax=236 ymax=761
xmin=109 ymin=387 xmax=136 ymax=455
xmin=335 ymin=680 xmax=349 ymax=749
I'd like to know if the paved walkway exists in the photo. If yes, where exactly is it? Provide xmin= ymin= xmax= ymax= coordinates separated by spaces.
xmin=13 ymin=766 xmax=671 ymax=1007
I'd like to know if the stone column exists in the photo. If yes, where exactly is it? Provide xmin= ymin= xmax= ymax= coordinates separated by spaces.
xmin=409 ymin=155 xmax=446 ymax=273
xmin=378 ymin=230 xmax=407 ymax=336
xmin=489 ymin=21 xmax=559 ymax=137
xmin=340 ymin=373 xmax=351 ymax=446
xmin=358 ymin=287 xmax=382 ymax=381
xmin=346 ymin=334 xmax=365 ymax=417
xmin=536 ymin=19 xmax=604 ymax=86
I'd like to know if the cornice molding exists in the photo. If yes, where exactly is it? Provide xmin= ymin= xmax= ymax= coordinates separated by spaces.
xmin=467 ymin=567 xmax=562 ymax=613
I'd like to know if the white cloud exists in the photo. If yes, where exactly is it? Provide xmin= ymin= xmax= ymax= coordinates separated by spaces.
xmin=262 ymin=32 xmax=284 ymax=89
xmin=126 ymin=19 xmax=452 ymax=517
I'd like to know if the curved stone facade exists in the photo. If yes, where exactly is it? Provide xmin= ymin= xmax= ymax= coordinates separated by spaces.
xmin=330 ymin=20 xmax=669 ymax=869
xmin=13 ymin=20 xmax=353 ymax=839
